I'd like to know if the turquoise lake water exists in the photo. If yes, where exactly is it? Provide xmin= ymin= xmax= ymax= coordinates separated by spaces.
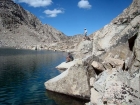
xmin=0 ymin=48 xmax=87 ymax=105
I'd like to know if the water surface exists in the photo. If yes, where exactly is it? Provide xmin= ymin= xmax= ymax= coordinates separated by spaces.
xmin=0 ymin=48 xmax=87 ymax=105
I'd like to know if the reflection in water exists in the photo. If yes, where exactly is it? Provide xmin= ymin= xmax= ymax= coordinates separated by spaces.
xmin=46 ymin=90 xmax=89 ymax=105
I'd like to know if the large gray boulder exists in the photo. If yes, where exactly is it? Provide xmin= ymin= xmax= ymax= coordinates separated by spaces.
xmin=91 ymin=24 xmax=127 ymax=56
xmin=45 ymin=62 xmax=96 ymax=99
xmin=91 ymin=68 xmax=140 ymax=105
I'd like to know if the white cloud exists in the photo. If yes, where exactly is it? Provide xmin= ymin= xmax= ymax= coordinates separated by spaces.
xmin=14 ymin=0 xmax=53 ymax=7
xmin=78 ymin=0 xmax=92 ymax=9
xmin=44 ymin=9 xmax=64 ymax=17
xmin=39 ymin=16 xmax=45 ymax=19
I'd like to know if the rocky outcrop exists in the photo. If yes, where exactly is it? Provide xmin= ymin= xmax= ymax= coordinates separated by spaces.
xmin=90 ymin=68 xmax=140 ymax=105
xmin=45 ymin=60 xmax=96 ymax=99
xmin=91 ymin=0 xmax=140 ymax=57
xmin=45 ymin=53 xmax=101 ymax=99
xmin=45 ymin=0 xmax=140 ymax=104
xmin=87 ymin=0 xmax=140 ymax=104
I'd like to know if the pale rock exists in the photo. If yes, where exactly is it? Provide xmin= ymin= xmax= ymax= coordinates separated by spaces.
xmin=91 ymin=61 xmax=105 ymax=71
xmin=103 ymin=81 xmax=140 ymax=105
xmin=130 ymin=69 xmax=140 ymax=93
xmin=103 ymin=80 xmax=123 ymax=103
xmin=90 ymin=88 xmax=103 ymax=105
xmin=110 ymin=43 xmax=130 ymax=59
xmin=77 ymin=40 xmax=93 ymax=54
xmin=92 ymin=68 xmax=140 ymax=105
xmin=124 ymin=53 xmax=134 ymax=70
xmin=130 ymin=27 xmax=140 ymax=73
xmin=130 ymin=15 xmax=140 ymax=28
xmin=45 ymin=64 xmax=92 ymax=99
xmin=99 ymin=24 xmax=126 ymax=49
xmin=91 ymin=5 xmax=140 ymax=57
xmin=93 ymin=70 xmax=110 ymax=93
xmin=103 ymin=57 xmax=125 ymax=70
xmin=92 ymin=24 xmax=127 ymax=56
xmin=75 ymin=58 xmax=83 ymax=65
xmin=90 ymin=77 xmax=95 ymax=86
xmin=83 ymin=55 xmax=102 ymax=67
xmin=56 ymin=59 xmax=84 ymax=70
xmin=94 ymin=69 xmax=125 ymax=95
xmin=56 ymin=60 xmax=76 ymax=70
xmin=134 ymin=28 xmax=140 ymax=61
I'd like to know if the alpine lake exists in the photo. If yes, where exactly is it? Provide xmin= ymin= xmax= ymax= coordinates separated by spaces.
xmin=0 ymin=48 xmax=88 ymax=105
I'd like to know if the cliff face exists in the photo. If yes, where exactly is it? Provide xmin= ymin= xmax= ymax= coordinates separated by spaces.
xmin=0 ymin=0 xmax=80 ymax=50
xmin=79 ymin=0 xmax=140 ymax=104
xmin=91 ymin=0 xmax=140 ymax=56
xmin=90 ymin=0 xmax=140 ymax=72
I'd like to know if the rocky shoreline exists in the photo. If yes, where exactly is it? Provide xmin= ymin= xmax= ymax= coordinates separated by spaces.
xmin=45 ymin=0 xmax=140 ymax=105
xmin=0 ymin=0 xmax=140 ymax=105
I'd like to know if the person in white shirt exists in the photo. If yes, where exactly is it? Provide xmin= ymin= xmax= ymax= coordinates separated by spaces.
xmin=84 ymin=28 xmax=87 ymax=37
xmin=83 ymin=28 xmax=90 ymax=40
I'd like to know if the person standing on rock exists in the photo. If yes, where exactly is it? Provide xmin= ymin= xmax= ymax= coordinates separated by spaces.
xmin=84 ymin=28 xmax=87 ymax=37
xmin=83 ymin=28 xmax=90 ymax=40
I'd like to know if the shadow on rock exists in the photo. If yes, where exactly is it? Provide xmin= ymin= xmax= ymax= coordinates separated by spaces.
xmin=45 ymin=90 xmax=89 ymax=105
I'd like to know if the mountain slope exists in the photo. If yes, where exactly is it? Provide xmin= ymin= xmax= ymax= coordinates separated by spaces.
xmin=0 ymin=0 xmax=71 ymax=50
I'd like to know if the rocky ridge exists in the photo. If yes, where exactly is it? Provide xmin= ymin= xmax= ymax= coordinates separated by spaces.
xmin=0 ymin=0 xmax=83 ymax=51
xmin=45 ymin=0 xmax=140 ymax=105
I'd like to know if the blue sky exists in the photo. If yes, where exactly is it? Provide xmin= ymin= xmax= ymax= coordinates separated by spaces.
xmin=13 ymin=0 xmax=133 ymax=36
